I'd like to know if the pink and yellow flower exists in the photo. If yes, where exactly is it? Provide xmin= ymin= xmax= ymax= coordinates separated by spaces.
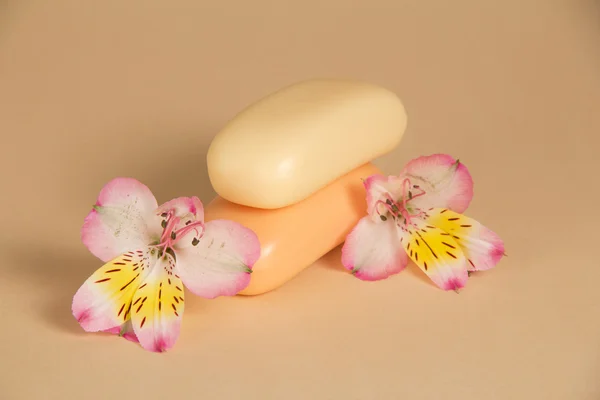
xmin=72 ymin=178 xmax=261 ymax=352
xmin=341 ymin=154 xmax=504 ymax=291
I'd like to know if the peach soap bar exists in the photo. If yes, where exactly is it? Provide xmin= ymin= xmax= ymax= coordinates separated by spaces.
xmin=204 ymin=163 xmax=382 ymax=295
xmin=207 ymin=79 xmax=407 ymax=209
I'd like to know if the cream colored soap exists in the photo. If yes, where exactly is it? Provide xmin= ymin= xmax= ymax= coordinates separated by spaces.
xmin=207 ymin=79 xmax=407 ymax=209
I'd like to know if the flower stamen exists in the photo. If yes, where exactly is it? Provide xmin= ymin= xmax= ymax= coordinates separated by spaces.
xmin=375 ymin=178 xmax=429 ymax=227
xmin=154 ymin=210 xmax=206 ymax=252
xmin=173 ymin=221 xmax=205 ymax=240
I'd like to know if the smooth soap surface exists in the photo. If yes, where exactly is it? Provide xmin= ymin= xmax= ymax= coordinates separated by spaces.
xmin=207 ymin=79 xmax=406 ymax=209
xmin=204 ymin=163 xmax=382 ymax=295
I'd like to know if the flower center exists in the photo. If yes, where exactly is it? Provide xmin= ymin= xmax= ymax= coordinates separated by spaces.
xmin=376 ymin=178 xmax=427 ymax=226
xmin=152 ymin=210 xmax=205 ymax=256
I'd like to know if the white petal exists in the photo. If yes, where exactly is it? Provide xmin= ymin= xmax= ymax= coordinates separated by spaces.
xmin=174 ymin=220 xmax=261 ymax=299
xmin=341 ymin=216 xmax=408 ymax=281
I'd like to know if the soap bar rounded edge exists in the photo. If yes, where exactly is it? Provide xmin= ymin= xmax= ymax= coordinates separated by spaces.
xmin=206 ymin=79 xmax=407 ymax=209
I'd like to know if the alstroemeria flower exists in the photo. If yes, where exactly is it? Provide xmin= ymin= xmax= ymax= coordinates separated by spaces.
xmin=341 ymin=154 xmax=504 ymax=291
xmin=72 ymin=178 xmax=261 ymax=352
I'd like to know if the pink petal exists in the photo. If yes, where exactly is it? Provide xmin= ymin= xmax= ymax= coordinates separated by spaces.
xmin=398 ymin=217 xmax=469 ymax=291
xmin=341 ymin=216 xmax=408 ymax=281
xmin=81 ymin=178 xmax=159 ymax=262
xmin=103 ymin=321 xmax=139 ymax=343
xmin=426 ymin=208 xmax=505 ymax=271
xmin=122 ymin=331 xmax=139 ymax=343
xmin=130 ymin=255 xmax=183 ymax=353
xmin=72 ymin=250 xmax=154 ymax=332
xmin=399 ymin=154 xmax=474 ymax=213
xmin=174 ymin=220 xmax=261 ymax=299
xmin=364 ymin=174 xmax=405 ymax=221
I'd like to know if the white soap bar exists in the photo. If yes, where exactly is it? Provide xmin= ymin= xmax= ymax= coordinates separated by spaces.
xmin=207 ymin=79 xmax=407 ymax=209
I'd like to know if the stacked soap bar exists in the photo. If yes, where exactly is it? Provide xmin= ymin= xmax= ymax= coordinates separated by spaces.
xmin=204 ymin=79 xmax=408 ymax=295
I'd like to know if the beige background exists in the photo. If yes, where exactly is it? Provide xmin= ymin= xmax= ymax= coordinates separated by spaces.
xmin=1 ymin=1 xmax=599 ymax=399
